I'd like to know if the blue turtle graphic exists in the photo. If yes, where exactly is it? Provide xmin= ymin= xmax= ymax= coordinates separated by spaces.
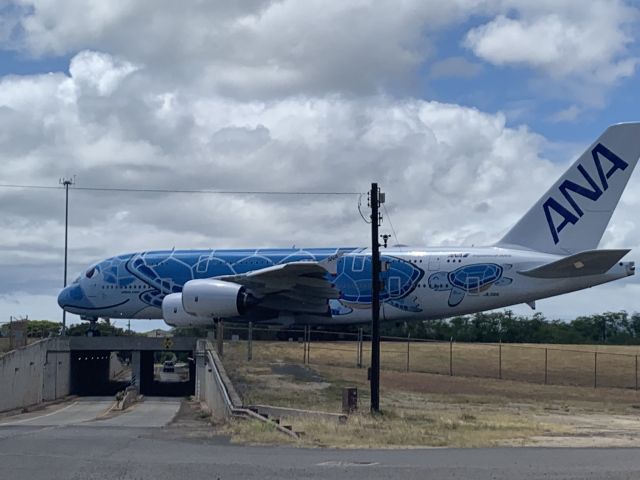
xmin=335 ymin=255 xmax=424 ymax=312
xmin=428 ymin=263 xmax=512 ymax=307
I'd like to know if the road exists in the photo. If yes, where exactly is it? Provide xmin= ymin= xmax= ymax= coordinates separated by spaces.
xmin=1 ymin=398 xmax=640 ymax=479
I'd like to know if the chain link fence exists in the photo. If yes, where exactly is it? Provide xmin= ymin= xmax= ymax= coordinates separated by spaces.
xmin=219 ymin=324 xmax=640 ymax=390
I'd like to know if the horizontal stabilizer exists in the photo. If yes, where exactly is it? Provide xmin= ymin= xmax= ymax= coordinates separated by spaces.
xmin=518 ymin=249 xmax=630 ymax=278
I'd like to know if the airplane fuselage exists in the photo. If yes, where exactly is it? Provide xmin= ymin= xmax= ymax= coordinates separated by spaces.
xmin=58 ymin=245 xmax=634 ymax=326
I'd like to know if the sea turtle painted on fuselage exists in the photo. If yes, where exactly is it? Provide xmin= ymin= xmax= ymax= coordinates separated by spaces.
xmin=334 ymin=255 xmax=425 ymax=312
xmin=428 ymin=263 xmax=512 ymax=307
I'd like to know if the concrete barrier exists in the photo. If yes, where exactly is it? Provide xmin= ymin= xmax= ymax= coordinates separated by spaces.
xmin=196 ymin=340 xmax=298 ymax=438
xmin=196 ymin=339 xmax=233 ymax=421
xmin=0 ymin=338 xmax=70 ymax=412
xmin=114 ymin=386 xmax=139 ymax=411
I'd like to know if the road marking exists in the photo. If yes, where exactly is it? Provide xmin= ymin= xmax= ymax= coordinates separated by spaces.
xmin=0 ymin=402 xmax=79 ymax=426
xmin=316 ymin=461 xmax=380 ymax=467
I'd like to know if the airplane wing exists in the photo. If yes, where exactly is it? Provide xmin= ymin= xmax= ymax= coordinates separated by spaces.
xmin=214 ymin=255 xmax=342 ymax=315
xmin=518 ymin=249 xmax=630 ymax=279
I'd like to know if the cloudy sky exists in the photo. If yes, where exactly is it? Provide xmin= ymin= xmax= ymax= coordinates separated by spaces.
xmin=1 ymin=0 xmax=640 ymax=330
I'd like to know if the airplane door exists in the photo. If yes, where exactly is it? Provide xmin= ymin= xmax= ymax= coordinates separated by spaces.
xmin=428 ymin=255 xmax=441 ymax=271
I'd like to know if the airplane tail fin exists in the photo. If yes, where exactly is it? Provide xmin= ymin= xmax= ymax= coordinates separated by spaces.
xmin=498 ymin=122 xmax=640 ymax=255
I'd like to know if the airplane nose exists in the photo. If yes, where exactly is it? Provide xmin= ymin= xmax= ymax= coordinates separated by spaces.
xmin=57 ymin=287 xmax=70 ymax=309
xmin=57 ymin=284 xmax=85 ymax=310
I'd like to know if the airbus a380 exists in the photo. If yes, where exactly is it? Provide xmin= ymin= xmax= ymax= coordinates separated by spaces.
xmin=58 ymin=123 xmax=640 ymax=330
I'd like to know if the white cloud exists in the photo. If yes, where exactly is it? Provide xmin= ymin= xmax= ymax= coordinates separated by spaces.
xmin=5 ymin=0 xmax=486 ymax=98
xmin=549 ymin=105 xmax=582 ymax=123
xmin=69 ymin=50 xmax=138 ymax=96
xmin=464 ymin=1 xmax=639 ymax=87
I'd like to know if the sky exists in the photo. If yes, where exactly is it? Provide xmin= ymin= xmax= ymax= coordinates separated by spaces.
xmin=1 ymin=0 xmax=640 ymax=331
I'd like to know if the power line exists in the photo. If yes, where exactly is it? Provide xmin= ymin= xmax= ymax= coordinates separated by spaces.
xmin=357 ymin=193 xmax=372 ymax=224
xmin=0 ymin=183 xmax=362 ymax=196
xmin=0 ymin=184 xmax=60 ymax=190
xmin=382 ymin=202 xmax=400 ymax=246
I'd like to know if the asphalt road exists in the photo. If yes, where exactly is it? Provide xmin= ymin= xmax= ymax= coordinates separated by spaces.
xmin=1 ymin=399 xmax=640 ymax=479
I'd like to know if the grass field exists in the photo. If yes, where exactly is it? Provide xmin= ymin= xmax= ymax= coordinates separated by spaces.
xmin=223 ymin=339 xmax=640 ymax=390
xmin=220 ymin=340 xmax=640 ymax=448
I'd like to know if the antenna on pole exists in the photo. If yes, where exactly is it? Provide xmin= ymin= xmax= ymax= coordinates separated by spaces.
xmin=60 ymin=176 xmax=76 ymax=335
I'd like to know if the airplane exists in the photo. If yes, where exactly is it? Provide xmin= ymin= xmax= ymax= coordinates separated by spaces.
xmin=58 ymin=122 xmax=640 ymax=331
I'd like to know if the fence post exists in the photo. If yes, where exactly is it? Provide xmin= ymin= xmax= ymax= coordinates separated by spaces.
xmin=449 ymin=337 xmax=453 ymax=376
xmin=247 ymin=321 xmax=253 ymax=361
xmin=303 ymin=325 xmax=308 ymax=364
xmin=544 ymin=348 xmax=548 ymax=385
xmin=216 ymin=320 xmax=224 ymax=358
xmin=636 ymin=355 xmax=638 ymax=391
xmin=360 ymin=328 xmax=364 ymax=368
xmin=307 ymin=326 xmax=311 ymax=364
xmin=594 ymin=352 xmax=598 ymax=389
xmin=498 ymin=341 xmax=502 ymax=380
xmin=357 ymin=328 xmax=363 ymax=368
xmin=406 ymin=332 xmax=410 ymax=372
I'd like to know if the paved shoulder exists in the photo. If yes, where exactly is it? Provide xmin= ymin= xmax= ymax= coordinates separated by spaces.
xmin=89 ymin=398 xmax=181 ymax=428
xmin=0 ymin=398 xmax=113 ymax=427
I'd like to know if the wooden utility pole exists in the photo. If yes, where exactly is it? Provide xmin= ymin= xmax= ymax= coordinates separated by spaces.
xmin=370 ymin=182 xmax=383 ymax=413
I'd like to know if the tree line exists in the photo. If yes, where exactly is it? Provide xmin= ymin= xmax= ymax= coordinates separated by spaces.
xmin=4 ymin=310 xmax=640 ymax=345
xmin=379 ymin=310 xmax=640 ymax=345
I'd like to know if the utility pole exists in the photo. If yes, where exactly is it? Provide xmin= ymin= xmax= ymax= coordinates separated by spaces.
xmin=60 ymin=177 xmax=75 ymax=335
xmin=369 ymin=182 xmax=384 ymax=413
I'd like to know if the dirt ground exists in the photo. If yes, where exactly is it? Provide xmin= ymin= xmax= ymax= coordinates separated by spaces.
xmin=222 ymin=349 xmax=640 ymax=448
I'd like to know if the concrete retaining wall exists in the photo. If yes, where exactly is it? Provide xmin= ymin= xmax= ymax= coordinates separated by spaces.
xmin=0 ymin=338 xmax=70 ymax=412
xmin=196 ymin=340 xmax=234 ymax=422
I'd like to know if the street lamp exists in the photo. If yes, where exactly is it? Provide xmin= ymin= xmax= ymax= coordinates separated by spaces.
xmin=60 ymin=176 xmax=75 ymax=335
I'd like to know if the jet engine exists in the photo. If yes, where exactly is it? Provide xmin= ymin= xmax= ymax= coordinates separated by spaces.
xmin=182 ymin=279 xmax=252 ymax=319
xmin=161 ymin=293 xmax=213 ymax=327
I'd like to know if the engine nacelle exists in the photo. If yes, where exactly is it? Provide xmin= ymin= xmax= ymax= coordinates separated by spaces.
xmin=182 ymin=279 xmax=249 ymax=319
xmin=161 ymin=293 xmax=213 ymax=327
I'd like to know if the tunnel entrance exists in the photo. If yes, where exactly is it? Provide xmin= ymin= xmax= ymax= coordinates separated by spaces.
xmin=139 ymin=351 xmax=195 ymax=396
xmin=70 ymin=350 xmax=195 ymax=397
xmin=67 ymin=337 xmax=198 ymax=398
xmin=70 ymin=350 xmax=130 ymax=396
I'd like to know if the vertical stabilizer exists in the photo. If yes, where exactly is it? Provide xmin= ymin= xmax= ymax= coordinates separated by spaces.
xmin=498 ymin=122 xmax=640 ymax=255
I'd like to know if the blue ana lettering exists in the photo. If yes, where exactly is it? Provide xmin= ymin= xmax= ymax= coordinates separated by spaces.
xmin=544 ymin=143 xmax=628 ymax=244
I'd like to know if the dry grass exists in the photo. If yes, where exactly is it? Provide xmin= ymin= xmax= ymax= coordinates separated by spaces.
xmin=221 ymin=366 xmax=549 ymax=448
xmin=224 ymin=409 xmax=544 ymax=448
xmin=220 ymin=340 xmax=640 ymax=448
xmin=224 ymin=342 xmax=640 ymax=448
xmin=224 ymin=339 xmax=640 ymax=389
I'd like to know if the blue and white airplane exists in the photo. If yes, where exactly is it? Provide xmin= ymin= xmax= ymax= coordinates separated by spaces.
xmin=58 ymin=123 xmax=640 ymax=330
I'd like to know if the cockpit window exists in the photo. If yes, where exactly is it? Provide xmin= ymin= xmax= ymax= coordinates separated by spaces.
xmin=86 ymin=267 xmax=97 ymax=278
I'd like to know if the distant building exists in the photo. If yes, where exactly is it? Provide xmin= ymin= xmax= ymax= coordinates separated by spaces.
xmin=9 ymin=320 xmax=28 ymax=348
xmin=144 ymin=329 xmax=173 ymax=338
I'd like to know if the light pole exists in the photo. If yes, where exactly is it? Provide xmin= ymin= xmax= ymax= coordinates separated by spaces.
xmin=60 ymin=177 xmax=75 ymax=335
